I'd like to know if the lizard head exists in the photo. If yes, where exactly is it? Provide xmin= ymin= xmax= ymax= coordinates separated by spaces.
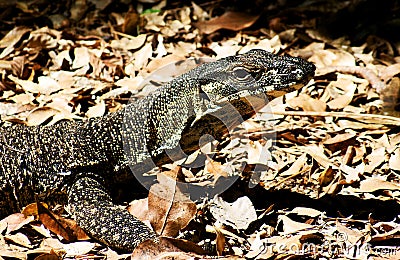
xmin=197 ymin=49 xmax=315 ymax=102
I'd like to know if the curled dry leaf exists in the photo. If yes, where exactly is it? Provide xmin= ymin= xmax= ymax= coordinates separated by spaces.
xmin=110 ymin=34 xmax=147 ymax=50
xmin=326 ymin=82 xmax=357 ymax=110
xmin=26 ymin=107 xmax=58 ymax=126
xmin=205 ymin=159 xmax=229 ymax=182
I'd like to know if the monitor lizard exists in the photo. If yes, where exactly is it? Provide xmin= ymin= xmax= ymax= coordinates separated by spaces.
xmin=0 ymin=49 xmax=315 ymax=251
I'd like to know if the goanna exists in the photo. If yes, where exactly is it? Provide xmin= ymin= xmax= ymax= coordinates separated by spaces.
xmin=0 ymin=49 xmax=315 ymax=251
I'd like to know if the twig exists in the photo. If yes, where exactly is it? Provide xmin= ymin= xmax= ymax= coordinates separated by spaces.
xmin=264 ymin=110 xmax=400 ymax=125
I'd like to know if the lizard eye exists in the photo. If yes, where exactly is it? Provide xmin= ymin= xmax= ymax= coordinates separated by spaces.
xmin=233 ymin=67 xmax=251 ymax=80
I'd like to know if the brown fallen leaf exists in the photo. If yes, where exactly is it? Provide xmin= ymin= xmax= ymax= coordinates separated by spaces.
xmin=195 ymin=11 xmax=260 ymax=34
xmin=147 ymin=174 xmax=197 ymax=237
xmin=322 ymin=132 xmax=357 ymax=153
xmin=381 ymin=63 xmax=400 ymax=83
xmin=122 ymin=5 xmax=140 ymax=36
xmin=365 ymin=147 xmax=386 ymax=173
xmin=214 ymin=226 xmax=226 ymax=256
xmin=37 ymin=202 xmax=89 ymax=242
xmin=301 ymin=145 xmax=333 ymax=168
xmin=280 ymin=153 xmax=308 ymax=177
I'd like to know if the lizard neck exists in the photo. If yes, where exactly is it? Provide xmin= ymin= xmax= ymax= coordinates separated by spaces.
xmin=108 ymin=78 xmax=201 ymax=174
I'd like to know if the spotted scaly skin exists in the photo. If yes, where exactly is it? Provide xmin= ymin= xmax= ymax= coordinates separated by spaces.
xmin=0 ymin=49 xmax=315 ymax=251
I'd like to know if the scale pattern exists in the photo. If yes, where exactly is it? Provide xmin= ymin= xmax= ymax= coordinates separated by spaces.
xmin=0 ymin=49 xmax=315 ymax=251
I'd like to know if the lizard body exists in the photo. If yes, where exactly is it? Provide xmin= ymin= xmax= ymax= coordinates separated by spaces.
xmin=0 ymin=49 xmax=315 ymax=251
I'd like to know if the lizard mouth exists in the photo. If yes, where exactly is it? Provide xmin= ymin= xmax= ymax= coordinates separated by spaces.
xmin=217 ymin=80 xmax=307 ymax=103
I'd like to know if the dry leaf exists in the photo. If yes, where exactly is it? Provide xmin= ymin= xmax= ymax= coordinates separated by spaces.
xmin=278 ymin=215 xmax=313 ymax=234
xmin=301 ymin=145 xmax=333 ymax=168
xmin=133 ymin=42 xmax=153 ymax=71
xmin=214 ymin=226 xmax=226 ymax=256
xmin=195 ymin=11 xmax=260 ymax=34
xmin=0 ymin=213 xmax=34 ymax=234
xmin=280 ymin=153 xmax=308 ymax=177
xmin=247 ymin=140 xmax=272 ymax=165
xmin=205 ymin=159 xmax=229 ymax=181
xmin=147 ymin=175 xmax=197 ymax=237
xmin=132 ymin=237 xmax=206 ymax=259
xmin=86 ymin=100 xmax=106 ymax=118
xmin=323 ymin=133 xmax=357 ymax=153
xmin=127 ymin=198 xmax=149 ymax=222
xmin=210 ymin=196 xmax=257 ymax=230
xmin=381 ymin=63 xmax=400 ymax=83
xmin=26 ymin=107 xmax=58 ymax=126
xmin=357 ymin=178 xmax=400 ymax=193
xmin=0 ymin=27 xmax=31 ymax=59
xmin=63 ymin=241 xmax=95 ymax=257
xmin=365 ymin=147 xmax=386 ymax=173
xmin=326 ymin=79 xmax=357 ymax=110
xmin=389 ymin=148 xmax=400 ymax=171
xmin=310 ymin=49 xmax=355 ymax=68
xmin=290 ymin=207 xmax=323 ymax=218
xmin=110 ymin=34 xmax=147 ymax=50
xmin=335 ymin=222 xmax=364 ymax=245
xmin=4 ymin=233 xmax=32 ymax=248
xmin=287 ymin=94 xmax=327 ymax=112
xmin=38 ymin=202 xmax=89 ymax=242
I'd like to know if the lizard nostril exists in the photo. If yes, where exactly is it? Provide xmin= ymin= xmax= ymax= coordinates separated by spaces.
xmin=292 ymin=68 xmax=304 ymax=80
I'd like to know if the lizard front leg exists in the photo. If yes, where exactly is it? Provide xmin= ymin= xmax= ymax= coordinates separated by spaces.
xmin=67 ymin=175 xmax=157 ymax=251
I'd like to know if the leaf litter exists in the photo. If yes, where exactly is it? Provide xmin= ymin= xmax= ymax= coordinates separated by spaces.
xmin=0 ymin=0 xmax=400 ymax=259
